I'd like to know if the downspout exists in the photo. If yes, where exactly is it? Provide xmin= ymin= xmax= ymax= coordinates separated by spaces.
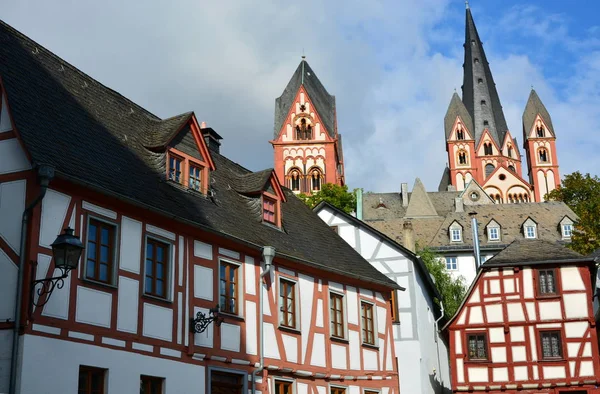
xmin=252 ymin=246 xmax=275 ymax=394
xmin=9 ymin=164 xmax=54 ymax=394
xmin=433 ymin=301 xmax=445 ymax=392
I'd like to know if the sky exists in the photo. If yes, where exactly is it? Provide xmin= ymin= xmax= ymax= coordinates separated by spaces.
xmin=3 ymin=0 xmax=600 ymax=193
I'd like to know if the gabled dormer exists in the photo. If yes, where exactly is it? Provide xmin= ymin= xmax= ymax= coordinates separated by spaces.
xmin=459 ymin=179 xmax=495 ymax=205
xmin=522 ymin=217 xmax=538 ymax=239
xmin=145 ymin=113 xmax=216 ymax=196
xmin=449 ymin=221 xmax=463 ymax=243
xmin=476 ymin=129 xmax=502 ymax=157
xmin=444 ymin=92 xmax=474 ymax=143
xmin=559 ymin=216 xmax=574 ymax=240
xmin=485 ymin=219 xmax=501 ymax=242
xmin=235 ymin=169 xmax=287 ymax=229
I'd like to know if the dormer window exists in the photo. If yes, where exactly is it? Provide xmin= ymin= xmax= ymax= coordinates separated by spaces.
xmin=487 ymin=220 xmax=501 ymax=241
xmin=560 ymin=216 xmax=574 ymax=239
xmin=189 ymin=165 xmax=203 ymax=192
xmin=449 ymin=221 xmax=462 ymax=243
xmin=263 ymin=195 xmax=278 ymax=225
xmin=523 ymin=218 xmax=537 ymax=239
xmin=169 ymin=155 xmax=183 ymax=183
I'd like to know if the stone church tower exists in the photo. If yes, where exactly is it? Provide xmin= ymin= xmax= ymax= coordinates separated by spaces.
xmin=441 ymin=5 xmax=561 ymax=203
xmin=271 ymin=58 xmax=345 ymax=195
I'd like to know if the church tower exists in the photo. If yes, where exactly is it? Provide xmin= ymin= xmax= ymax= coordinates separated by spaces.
xmin=522 ymin=89 xmax=561 ymax=201
xmin=271 ymin=58 xmax=345 ymax=195
xmin=442 ymin=4 xmax=534 ymax=203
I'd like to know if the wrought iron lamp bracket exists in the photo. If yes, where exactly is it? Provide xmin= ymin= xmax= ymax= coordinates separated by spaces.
xmin=30 ymin=265 xmax=72 ymax=308
xmin=190 ymin=305 xmax=224 ymax=334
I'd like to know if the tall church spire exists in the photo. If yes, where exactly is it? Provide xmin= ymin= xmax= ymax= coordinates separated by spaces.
xmin=462 ymin=7 xmax=508 ymax=147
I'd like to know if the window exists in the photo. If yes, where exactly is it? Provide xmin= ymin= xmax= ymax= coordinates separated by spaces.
xmin=168 ymin=154 xmax=183 ymax=183
xmin=331 ymin=387 xmax=346 ymax=394
xmin=483 ymin=143 xmax=493 ymax=155
xmin=189 ymin=165 xmax=203 ymax=192
xmin=562 ymin=223 xmax=573 ymax=238
xmin=507 ymin=146 xmax=513 ymax=158
xmin=288 ymin=169 xmax=301 ymax=192
xmin=279 ymin=279 xmax=296 ymax=329
xmin=538 ymin=148 xmax=548 ymax=163
xmin=540 ymin=331 xmax=563 ymax=359
xmin=145 ymin=238 xmax=170 ymax=299
xmin=445 ymin=257 xmax=458 ymax=270
xmin=361 ymin=301 xmax=375 ymax=345
xmin=525 ymin=225 xmax=536 ymax=239
xmin=311 ymin=169 xmax=322 ymax=191
xmin=538 ymin=269 xmax=557 ymax=295
xmin=485 ymin=163 xmax=495 ymax=178
xmin=508 ymin=165 xmax=516 ymax=172
xmin=86 ymin=218 xmax=116 ymax=284
xmin=330 ymin=226 xmax=339 ymax=233
xmin=295 ymin=118 xmax=313 ymax=140
xmin=330 ymin=292 xmax=345 ymax=339
xmin=389 ymin=290 xmax=400 ymax=323
xmin=263 ymin=196 xmax=277 ymax=224
xmin=78 ymin=366 xmax=105 ymax=394
xmin=140 ymin=375 xmax=163 ymax=394
xmin=458 ymin=151 xmax=467 ymax=165
xmin=275 ymin=380 xmax=293 ymax=394
xmin=488 ymin=227 xmax=500 ymax=241
xmin=220 ymin=262 xmax=239 ymax=314
xmin=210 ymin=370 xmax=244 ymax=394
xmin=450 ymin=227 xmax=462 ymax=242
xmin=457 ymin=130 xmax=465 ymax=140
xmin=536 ymin=123 xmax=545 ymax=137
xmin=467 ymin=333 xmax=488 ymax=360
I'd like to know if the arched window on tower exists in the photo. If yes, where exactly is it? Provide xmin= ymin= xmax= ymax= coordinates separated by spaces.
xmin=536 ymin=119 xmax=545 ymax=138
xmin=310 ymin=168 xmax=323 ymax=192
xmin=485 ymin=163 xmax=495 ymax=178
xmin=288 ymin=169 xmax=301 ymax=192
xmin=538 ymin=148 xmax=548 ymax=163
xmin=507 ymin=145 xmax=513 ymax=158
xmin=458 ymin=151 xmax=468 ymax=165
xmin=508 ymin=165 xmax=516 ymax=173
xmin=456 ymin=123 xmax=465 ymax=140
xmin=484 ymin=143 xmax=493 ymax=156
xmin=295 ymin=118 xmax=313 ymax=140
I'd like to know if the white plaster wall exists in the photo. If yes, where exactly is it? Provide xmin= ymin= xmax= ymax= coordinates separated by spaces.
xmin=395 ymin=340 xmax=422 ymax=394
xmin=0 ymin=179 xmax=26 ymax=254
xmin=0 ymin=328 xmax=11 ymax=393
xmin=39 ymin=189 xmax=71 ymax=249
xmin=0 ymin=138 xmax=30 ymax=175
xmin=119 ymin=216 xmax=142 ymax=273
xmin=445 ymin=253 xmax=477 ymax=286
xmin=0 ymin=249 xmax=17 ymax=321
xmin=19 ymin=334 xmax=204 ymax=394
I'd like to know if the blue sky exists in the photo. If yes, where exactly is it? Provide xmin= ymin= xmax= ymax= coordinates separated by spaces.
xmin=3 ymin=0 xmax=600 ymax=193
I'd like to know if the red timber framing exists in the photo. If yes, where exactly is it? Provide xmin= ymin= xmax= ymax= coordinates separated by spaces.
xmin=12 ymin=175 xmax=399 ymax=393
xmin=445 ymin=263 xmax=600 ymax=393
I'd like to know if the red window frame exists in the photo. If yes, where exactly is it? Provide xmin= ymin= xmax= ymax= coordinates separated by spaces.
xmin=78 ymin=366 xmax=105 ymax=394
xmin=85 ymin=218 xmax=115 ymax=284
xmin=330 ymin=292 xmax=345 ymax=339
xmin=536 ymin=268 xmax=559 ymax=297
xmin=167 ymin=148 xmax=208 ymax=194
xmin=263 ymin=195 xmax=277 ymax=225
xmin=466 ymin=332 xmax=489 ymax=361
xmin=145 ymin=238 xmax=169 ymax=299
xmin=220 ymin=262 xmax=239 ymax=315
xmin=140 ymin=375 xmax=164 ymax=394
xmin=361 ymin=301 xmax=375 ymax=345
xmin=538 ymin=329 xmax=564 ymax=360
xmin=275 ymin=380 xmax=293 ymax=394
xmin=279 ymin=278 xmax=296 ymax=328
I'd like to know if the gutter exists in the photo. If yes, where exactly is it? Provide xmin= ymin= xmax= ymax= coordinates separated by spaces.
xmin=251 ymin=248 xmax=275 ymax=394
xmin=9 ymin=164 xmax=54 ymax=394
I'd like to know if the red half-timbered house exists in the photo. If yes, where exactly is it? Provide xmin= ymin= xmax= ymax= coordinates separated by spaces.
xmin=0 ymin=20 xmax=402 ymax=394
xmin=444 ymin=239 xmax=600 ymax=393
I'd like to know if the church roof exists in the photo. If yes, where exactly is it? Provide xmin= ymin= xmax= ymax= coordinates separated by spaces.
xmin=274 ymin=59 xmax=337 ymax=139
xmin=444 ymin=92 xmax=474 ymax=140
xmin=437 ymin=166 xmax=451 ymax=191
xmin=0 ymin=20 xmax=398 ymax=290
xmin=522 ymin=88 xmax=555 ymax=140
xmin=461 ymin=7 xmax=509 ymax=147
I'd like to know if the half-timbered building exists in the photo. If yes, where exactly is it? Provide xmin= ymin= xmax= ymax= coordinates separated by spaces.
xmin=0 ymin=20 xmax=401 ymax=394
xmin=443 ymin=239 xmax=600 ymax=393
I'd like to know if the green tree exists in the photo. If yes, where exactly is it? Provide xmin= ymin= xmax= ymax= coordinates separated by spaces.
xmin=298 ymin=183 xmax=357 ymax=214
xmin=546 ymin=171 xmax=600 ymax=255
xmin=417 ymin=244 xmax=467 ymax=318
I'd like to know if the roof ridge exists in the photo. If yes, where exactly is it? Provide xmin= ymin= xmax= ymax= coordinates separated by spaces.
xmin=0 ymin=19 xmax=162 ymax=121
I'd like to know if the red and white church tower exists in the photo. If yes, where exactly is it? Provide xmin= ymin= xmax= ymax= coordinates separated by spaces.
xmin=271 ymin=57 xmax=345 ymax=195
xmin=441 ymin=5 xmax=561 ymax=203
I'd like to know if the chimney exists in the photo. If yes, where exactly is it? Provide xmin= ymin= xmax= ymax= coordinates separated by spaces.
xmin=403 ymin=221 xmax=415 ymax=252
xmin=401 ymin=183 xmax=409 ymax=207
xmin=200 ymin=122 xmax=223 ymax=154
xmin=455 ymin=197 xmax=464 ymax=212
xmin=447 ymin=185 xmax=456 ymax=192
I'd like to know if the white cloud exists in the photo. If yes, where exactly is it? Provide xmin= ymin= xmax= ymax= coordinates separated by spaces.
xmin=3 ymin=0 xmax=599 ymax=194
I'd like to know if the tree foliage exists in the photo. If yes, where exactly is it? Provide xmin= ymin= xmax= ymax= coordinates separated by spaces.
xmin=417 ymin=244 xmax=468 ymax=318
xmin=298 ymin=183 xmax=357 ymax=214
xmin=546 ymin=171 xmax=600 ymax=255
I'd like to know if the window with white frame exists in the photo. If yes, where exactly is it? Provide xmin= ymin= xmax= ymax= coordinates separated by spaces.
xmin=329 ymin=291 xmax=346 ymax=339
xmin=449 ymin=221 xmax=463 ymax=242
xmin=279 ymin=277 xmax=298 ymax=329
xmin=487 ymin=220 xmax=500 ymax=242
xmin=445 ymin=256 xmax=458 ymax=270
xmin=523 ymin=218 xmax=537 ymax=239
xmin=525 ymin=225 xmax=536 ymax=239
xmin=144 ymin=237 xmax=172 ymax=300
xmin=562 ymin=224 xmax=572 ymax=238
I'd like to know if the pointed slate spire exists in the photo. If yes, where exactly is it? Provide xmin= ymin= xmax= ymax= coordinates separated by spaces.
xmin=273 ymin=58 xmax=336 ymax=139
xmin=444 ymin=92 xmax=474 ymax=140
xmin=523 ymin=88 xmax=555 ymax=140
xmin=406 ymin=178 xmax=438 ymax=217
xmin=462 ymin=7 xmax=509 ymax=147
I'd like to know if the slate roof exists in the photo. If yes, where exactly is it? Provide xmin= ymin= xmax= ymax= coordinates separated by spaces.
xmin=483 ymin=239 xmax=584 ymax=267
xmin=461 ymin=7 xmax=509 ymax=147
xmin=274 ymin=59 xmax=336 ymax=139
xmin=234 ymin=169 xmax=275 ymax=194
xmin=437 ymin=166 xmax=451 ymax=192
xmin=522 ymin=89 xmax=555 ymax=141
xmin=361 ymin=184 xmax=578 ymax=252
xmin=0 ymin=20 xmax=398 ymax=290
xmin=444 ymin=92 xmax=474 ymax=141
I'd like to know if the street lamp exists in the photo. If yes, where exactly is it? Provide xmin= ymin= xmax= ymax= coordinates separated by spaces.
xmin=31 ymin=227 xmax=84 ymax=307
xmin=190 ymin=304 xmax=224 ymax=334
